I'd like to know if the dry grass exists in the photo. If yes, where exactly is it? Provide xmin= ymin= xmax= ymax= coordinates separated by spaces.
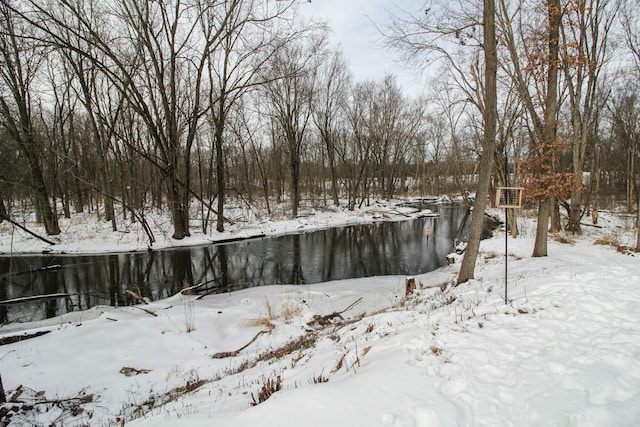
xmin=243 ymin=316 xmax=275 ymax=330
xmin=310 ymin=373 xmax=329 ymax=384
xmin=553 ymin=232 xmax=575 ymax=245
xmin=281 ymin=301 xmax=302 ymax=323
xmin=483 ymin=251 xmax=498 ymax=262
xmin=593 ymin=234 xmax=619 ymax=247
xmin=243 ymin=299 xmax=302 ymax=330
xmin=250 ymin=375 xmax=282 ymax=406
xmin=593 ymin=233 xmax=635 ymax=254
xmin=362 ymin=346 xmax=372 ymax=357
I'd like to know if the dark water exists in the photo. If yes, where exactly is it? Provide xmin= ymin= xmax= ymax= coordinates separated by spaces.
xmin=0 ymin=205 xmax=470 ymax=323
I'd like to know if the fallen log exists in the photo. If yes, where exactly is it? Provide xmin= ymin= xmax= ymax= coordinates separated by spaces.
xmin=0 ymin=293 xmax=69 ymax=305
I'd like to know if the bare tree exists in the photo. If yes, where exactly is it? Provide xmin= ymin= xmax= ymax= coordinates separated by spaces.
xmin=344 ymin=80 xmax=377 ymax=209
xmin=311 ymin=48 xmax=351 ymax=207
xmin=0 ymin=3 xmax=60 ymax=235
xmin=561 ymin=0 xmax=620 ymax=232
xmin=621 ymin=0 xmax=640 ymax=74
xmin=498 ymin=0 xmax=563 ymax=257
xmin=262 ymin=30 xmax=326 ymax=217
xmin=384 ymin=1 xmax=499 ymax=281
xmin=16 ymin=0 xmax=265 ymax=239
xmin=609 ymin=88 xmax=640 ymax=249
xmin=206 ymin=0 xmax=299 ymax=232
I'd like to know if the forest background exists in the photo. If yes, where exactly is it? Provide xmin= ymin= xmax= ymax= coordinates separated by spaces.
xmin=1 ymin=0 xmax=640 ymax=255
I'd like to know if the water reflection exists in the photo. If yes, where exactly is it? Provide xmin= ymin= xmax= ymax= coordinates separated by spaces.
xmin=0 ymin=205 xmax=469 ymax=323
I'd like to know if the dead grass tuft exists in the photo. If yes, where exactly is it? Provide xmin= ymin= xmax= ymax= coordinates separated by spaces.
xmin=310 ymin=373 xmax=329 ymax=384
xmin=594 ymin=234 xmax=619 ymax=247
xmin=553 ymin=232 xmax=575 ymax=245
xmin=484 ymin=251 xmax=498 ymax=261
xmin=250 ymin=375 xmax=282 ymax=406
xmin=244 ymin=299 xmax=303 ymax=330
xmin=439 ymin=281 xmax=448 ymax=292
xmin=243 ymin=317 xmax=275 ymax=331
xmin=443 ymin=295 xmax=457 ymax=306
xmin=593 ymin=234 xmax=634 ymax=254
xmin=281 ymin=301 xmax=303 ymax=323
xmin=362 ymin=346 xmax=372 ymax=357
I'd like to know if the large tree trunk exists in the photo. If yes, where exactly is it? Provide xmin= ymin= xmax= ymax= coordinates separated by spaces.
xmin=531 ymin=0 xmax=561 ymax=256
xmin=166 ymin=173 xmax=190 ymax=240
xmin=457 ymin=0 xmax=497 ymax=285
xmin=533 ymin=198 xmax=550 ymax=257
xmin=0 ymin=197 xmax=6 ymax=224
xmin=27 ymin=151 xmax=61 ymax=236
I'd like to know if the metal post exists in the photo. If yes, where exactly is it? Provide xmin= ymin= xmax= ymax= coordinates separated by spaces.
xmin=504 ymin=151 xmax=508 ymax=305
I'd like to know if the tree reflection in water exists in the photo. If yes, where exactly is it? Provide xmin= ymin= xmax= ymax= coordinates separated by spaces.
xmin=0 ymin=206 xmax=470 ymax=322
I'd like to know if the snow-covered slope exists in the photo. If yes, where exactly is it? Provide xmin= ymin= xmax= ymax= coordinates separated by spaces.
xmin=1 ymin=207 xmax=639 ymax=426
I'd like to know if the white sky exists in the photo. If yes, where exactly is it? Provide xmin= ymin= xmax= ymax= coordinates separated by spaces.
xmin=299 ymin=0 xmax=427 ymax=96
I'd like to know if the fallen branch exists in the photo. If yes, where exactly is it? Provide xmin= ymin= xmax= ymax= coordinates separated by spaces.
xmin=131 ymin=306 xmax=158 ymax=317
xmin=0 ymin=331 xmax=51 ymax=347
xmin=580 ymin=222 xmax=603 ymax=229
xmin=307 ymin=297 xmax=363 ymax=327
xmin=119 ymin=367 xmax=151 ymax=376
xmin=211 ymin=329 xmax=270 ymax=359
xmin=0 ymin=212 xmax=56 ymax=245
xmin=179 ymin=282 xmax=208 ymax=295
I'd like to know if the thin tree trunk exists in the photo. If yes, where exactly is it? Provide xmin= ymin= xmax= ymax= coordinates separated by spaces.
xmin=550 ymin=199 xmax=561 ymax=232
xmin=216 ymin=126 xmax=226 ymax=232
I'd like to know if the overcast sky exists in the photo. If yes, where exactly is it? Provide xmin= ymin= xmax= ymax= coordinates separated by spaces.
xmin=299 ymin=0 xmax=427 ymax=96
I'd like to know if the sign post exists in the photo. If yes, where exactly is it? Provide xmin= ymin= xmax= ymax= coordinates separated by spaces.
xmin=496 ymin=186 xmax=523 ymax=304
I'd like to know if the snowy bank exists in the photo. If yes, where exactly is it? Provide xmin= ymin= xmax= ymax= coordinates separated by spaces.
xmin=1 ymin=209 xmax=640 ymax=426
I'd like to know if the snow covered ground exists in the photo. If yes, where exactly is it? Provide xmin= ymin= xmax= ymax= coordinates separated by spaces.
xmin=1 ymin=203 xmax=640 ymax=426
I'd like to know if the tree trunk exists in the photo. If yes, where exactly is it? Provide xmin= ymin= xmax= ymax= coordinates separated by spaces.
xmin=166 ymin=175 xmax=190 ymax=240
xmin=628 ymin=146 xmax=635 ymax=212
xmin=550 ymin=199 xmax=561 ymax=232
xmin=29 ymin=157 xmax=61 ymax=236
xmin=290 ymin=154 xmax=300 ymax=218
xmin=216 ymin=130 xmax=225 ymax=232
xmin=457 ymin=0 xmax=497 ymax=285
xmin=0 ymin=197 xmax=6 ymax=224
xmin=636 ymin=192 xmax=640 ymax=252
xmin=533 ymin=198 xmax=550 ymax=257
xmin=326 ymin=136 xmax=340 ymax=206
xmin=0 ymin=371 xmax=6 ymax=404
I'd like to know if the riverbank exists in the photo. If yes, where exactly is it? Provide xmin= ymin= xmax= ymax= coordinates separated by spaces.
xmin=1 ymin=208 xmax=639 ymax=426
xmin=0 ymin=198 xmax=442 ymax=255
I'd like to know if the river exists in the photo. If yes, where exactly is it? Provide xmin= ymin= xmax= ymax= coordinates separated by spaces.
xmin=0 ymin=204 xmax=471 ymax=323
